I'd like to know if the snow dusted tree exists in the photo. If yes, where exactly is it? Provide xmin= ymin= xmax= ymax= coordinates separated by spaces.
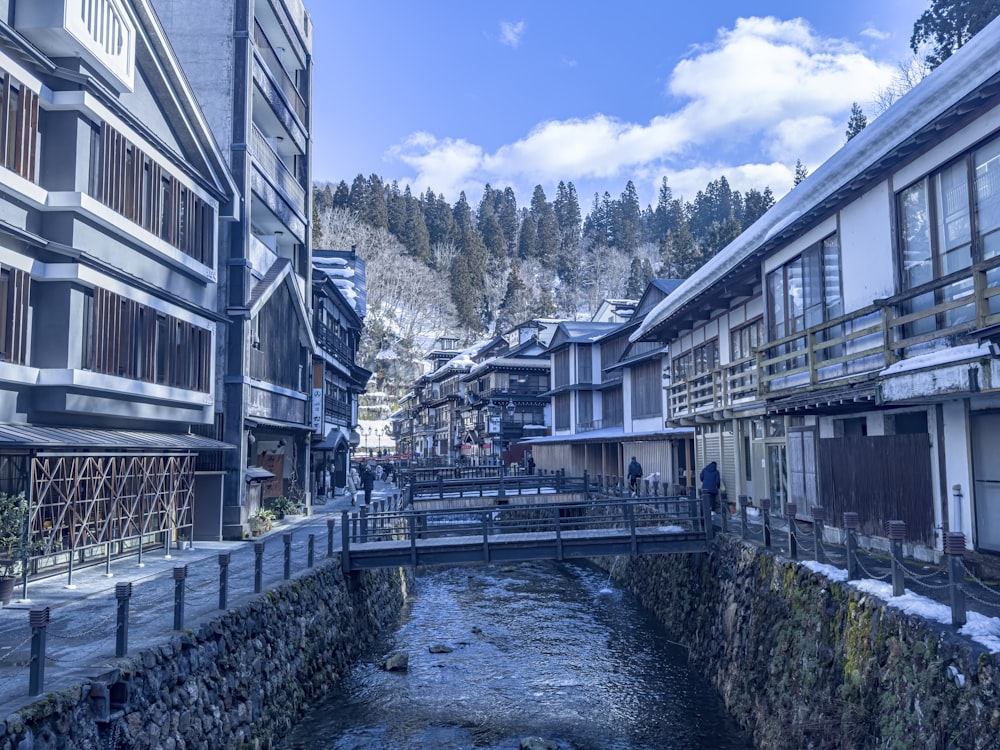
xmin=793 ymin=159 xmax=809 ymax=187
xmin=845 ymin=102 xmax=868 ymax=142
xmin=910 ymin=0 xmax=1000 ymax=69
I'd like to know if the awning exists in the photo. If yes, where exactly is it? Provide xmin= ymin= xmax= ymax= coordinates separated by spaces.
xmin=313 ymin=427 xmax=348 ymax=451
xmin=0 ymin=425 xmax=235 ymax=451
xmin=245 ymin=466 xmax=275 ymax=481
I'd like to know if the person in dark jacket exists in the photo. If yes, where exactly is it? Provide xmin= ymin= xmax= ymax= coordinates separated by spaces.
xmin=360 ymin=461 xmax=375 ymax=505
xmin=700 ymin=461 xmax=722 ymax=511
xmin=627 ymin=456 xmax=643 ymax=497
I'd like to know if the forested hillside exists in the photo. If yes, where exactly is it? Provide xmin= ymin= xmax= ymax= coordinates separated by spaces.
xmin=312 ymin=175 xmax=775 ymax=395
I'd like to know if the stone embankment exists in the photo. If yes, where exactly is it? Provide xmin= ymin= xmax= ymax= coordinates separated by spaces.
xmin=0 ymin=563 xmax=410 ymax=749
xmin=608 ymin=536 xmax=1000 ymax=750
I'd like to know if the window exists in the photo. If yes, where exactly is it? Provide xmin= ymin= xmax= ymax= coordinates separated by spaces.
xmin=766 ymin=234 xmax=842 ymax=369
xmin=576 ymin=344 xmax=592 ymax=384
xmin=731 ymin=320 xmax=763 ymax=361
xmin=0 ymin=74 xmax=39 ymax=182
xmin=553 ymin=350 xmax=570 ymax=387
xmin=554 ymin=393 xmax=570 ymax=430
xmin=89 ymin=123 xmax=213 ymax=264
xmin=896 ymin=133 xmax=1000 ymax=333
xmin=577 ymin=392 xmax=593 ymax=427
xmin=630 ymin=360 xmax=661 ymax=418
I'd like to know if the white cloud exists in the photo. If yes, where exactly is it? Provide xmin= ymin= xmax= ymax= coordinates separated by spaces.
xmin=500 ymin=20 xmax=526 ymax=48
xmin=860 ymin=25 xmax=892 ymax=41
xmin=386 ymin=16 xmax=899 ymax=206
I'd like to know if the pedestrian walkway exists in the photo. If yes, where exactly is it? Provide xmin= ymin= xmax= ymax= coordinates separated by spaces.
xmin=0 ymin=481 xmax=399 ymax=717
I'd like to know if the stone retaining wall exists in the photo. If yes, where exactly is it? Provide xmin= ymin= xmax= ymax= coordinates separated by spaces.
xmin=607 ymin=536 xmax=1000 ymax=750
xmin=0 ymin=563 xmax=410 ymax=750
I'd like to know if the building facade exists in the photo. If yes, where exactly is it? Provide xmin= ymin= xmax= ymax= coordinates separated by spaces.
xmin=633 ymin=18 xmax=1000 ymax=559
xmin=0 ymin=0 xmax=236 ymax=572
xmin=152 ymin=0 xmax=316 ymax=537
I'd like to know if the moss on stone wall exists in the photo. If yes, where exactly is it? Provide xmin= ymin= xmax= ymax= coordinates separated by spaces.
xmin=605 ymin=536 xmax=1000 ymax=750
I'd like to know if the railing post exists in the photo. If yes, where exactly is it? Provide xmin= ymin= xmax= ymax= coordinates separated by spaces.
xmin=308 ymin=533 xmax=315 ymax=568
xmin=115 ymin=582 xmax=131 ymax=658
xmin=583 ymin=470 xmax=590 ymax=501
xmin=360 ymin=505 xmax=369 ymax=543
xmin=498 ymin=470 xmax=506 ymax=504
xmin=218 ymin=552 xmax=230 ymax=610
xmin=28 ymin=606 xmax=49 ymax=696
xmin=327 ymin=518 xmax=335 ymax=558
xmin=739 ymin=496 xmax=749 ymax=539
xmin=887 ymin=520 xmax=906 ymax=597
xmin=172 ymin=565 xmax=187 ymax=631
xmin=843 ymin=512 xmax=859 ymax=581
xmin=720 ymin=493 xmax=729 ymax=534
xmin=944 ymin=532 xmax=967 ymax=627
xmin=785 ymin=503 xmax=798 ymax=560
xmin=341 ymin=510 xmax=351 ymax=573
xmin=409 ymin=514 xmax=418 ymax=567
xmin=283 ymin=533 xmax=292 ymax=580
xmin=812 ymin=506 xmax=826 ymax=564
xmin=254 ymin=541 xmax=264 ymax=594
xmin=760 ymin=498 xmax=771 ymax=549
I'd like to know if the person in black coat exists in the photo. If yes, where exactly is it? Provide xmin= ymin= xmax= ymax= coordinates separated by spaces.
xmin=700 ymin=461 xmax=722 ymax=511
xmin=360 ymin=461 xmax=375 ymax=505
xmin=627 ymin=456 xmax=643 ymax=497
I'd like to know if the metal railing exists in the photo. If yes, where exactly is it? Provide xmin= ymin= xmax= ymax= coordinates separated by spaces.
xmin=248 ymin=123 xmax=306 ymax=211
xmin=252 ymin=19 xmax=307 ymax=124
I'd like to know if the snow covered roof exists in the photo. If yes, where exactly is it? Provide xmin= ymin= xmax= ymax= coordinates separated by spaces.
xmin=549 ymin=321 xmax=622 ymax=349
xmin=631 ymin=16 xmax=1000 ymax=343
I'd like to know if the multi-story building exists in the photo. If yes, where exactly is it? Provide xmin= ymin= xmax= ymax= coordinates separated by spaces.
xmin=152 ymin=0 xmax=316 ymax=537
xmin=530 ymin=283 xmax=692 ymax=485
xmin=310 ymin=249 xmax=370 ymax=497
xmin=632 ymin=17 xmax=1000 ymax=559
xmin=461 ymin=336 xmax=551 ymax=465
xmin=0 ymin=0 xmax=236 ymax=569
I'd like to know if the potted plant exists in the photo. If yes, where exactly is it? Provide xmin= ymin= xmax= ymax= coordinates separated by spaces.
xmin=250 ymin=507 xmax=276 ymax=534
xmin=0 ymin=492 xmax=29 ymax=606
xmin=269 ymin=496 xmax=298 ymax=518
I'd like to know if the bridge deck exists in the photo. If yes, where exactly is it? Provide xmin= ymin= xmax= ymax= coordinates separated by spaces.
xmin=341 ymin=497 xmax=713 ymax=571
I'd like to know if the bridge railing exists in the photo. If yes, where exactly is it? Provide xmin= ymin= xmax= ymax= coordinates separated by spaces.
xmin=343 ymin=496 xmax=712 ymax=547
xmin=409 ymin=473 xmax=587 ymax=503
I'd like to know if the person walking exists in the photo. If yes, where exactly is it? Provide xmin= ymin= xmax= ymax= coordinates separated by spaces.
xmin=346 ymin=466 xmax=359 ymax=506
xmin=360 ymin=461 xmax=375 ymax=506
xmin=627 ymin=456 xmax=643 ymax=497
xmin=700 ymin=461 xmax=722 ymax=511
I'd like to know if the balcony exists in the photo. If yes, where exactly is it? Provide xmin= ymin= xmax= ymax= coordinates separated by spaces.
xmin=314 ymin=321 xmax=353 ymax=363
xmin=17 ymin=0 xmax=135 ymax=92
xmin=253 ymin=19 xmax=307 ymax=125
xmin=249 ymin=124 xmax=306 ymax=214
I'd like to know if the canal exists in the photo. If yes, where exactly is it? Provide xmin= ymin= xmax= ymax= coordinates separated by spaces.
xmin=278 ymin=560 xmax=752 ymax=750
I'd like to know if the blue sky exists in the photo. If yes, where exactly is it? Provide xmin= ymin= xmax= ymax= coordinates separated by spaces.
xmin=310 ymin=1 xmax=927 ymax=209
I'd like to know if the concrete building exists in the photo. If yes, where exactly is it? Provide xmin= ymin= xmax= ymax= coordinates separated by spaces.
xmin=151 ymin=0 xmax=316 ymax=537
xmin=632 ymin=16 xmax=1000 ymax=561
xmin=0 ymin=0 xmax=236 ymax=572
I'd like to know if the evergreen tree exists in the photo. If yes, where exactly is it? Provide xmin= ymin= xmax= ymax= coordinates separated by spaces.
xmin=624 ymin=256 xmax=653 ymax=298
xmin=449 ymin=193 xmax=490 ymax=330
xmin=553 ymin=181 xmax=582 ymax=253
xmin=386 ymin=181 xmax=407 ymax=239
xmin=793 ymin=160 xmax=809 ymax=186
xmin=421 ymin=189 xmax=457 ymax=247
xmin=402 ymin=186 xmax=431 ymax=262
xmin=362 ymin=174 xmax=389 ymax=229
xmin=496 ymin=187 xmax=520 ymax=255
xmin=911 ymin=0 xmax=1000 ymax=69
xmin=742 ymin=187 xmax=775 ymax=227
xmin=660 ymin=217 xmax=702 ymax=278
xmin=495 ymin=262 xmax=533 ymax=335
xmin=332 ymin=181 xmax=350 ymax=210
xmin=650 ymin=177 xmax=678 ymax=242
xmin=517 ymin=213 xmax=538 ymax=261
xmin=846 ymin=102 xmax=868 ymax=141
xmin=477 ymin=194 xmax=508 ymax=260
xmin=613 ymin=181 xmax=642 ymax=253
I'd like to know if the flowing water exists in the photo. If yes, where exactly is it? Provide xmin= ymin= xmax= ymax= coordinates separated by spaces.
xmin=278 ymin=561 xmax=752 ymax=750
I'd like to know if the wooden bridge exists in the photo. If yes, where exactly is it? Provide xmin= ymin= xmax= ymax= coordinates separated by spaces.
xmin=340 ymin=495 xmax=714 ymax=572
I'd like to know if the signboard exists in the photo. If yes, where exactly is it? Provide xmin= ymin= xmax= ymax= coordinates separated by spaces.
xmin=312 ymin=388 xmax=323 ymax=434
xmin=488 ymin=415 xmax=501 ymax=435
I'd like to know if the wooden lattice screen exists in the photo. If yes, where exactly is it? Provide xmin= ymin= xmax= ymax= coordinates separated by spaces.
xmin=28 ymin=453 xmax=195 ymax=562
